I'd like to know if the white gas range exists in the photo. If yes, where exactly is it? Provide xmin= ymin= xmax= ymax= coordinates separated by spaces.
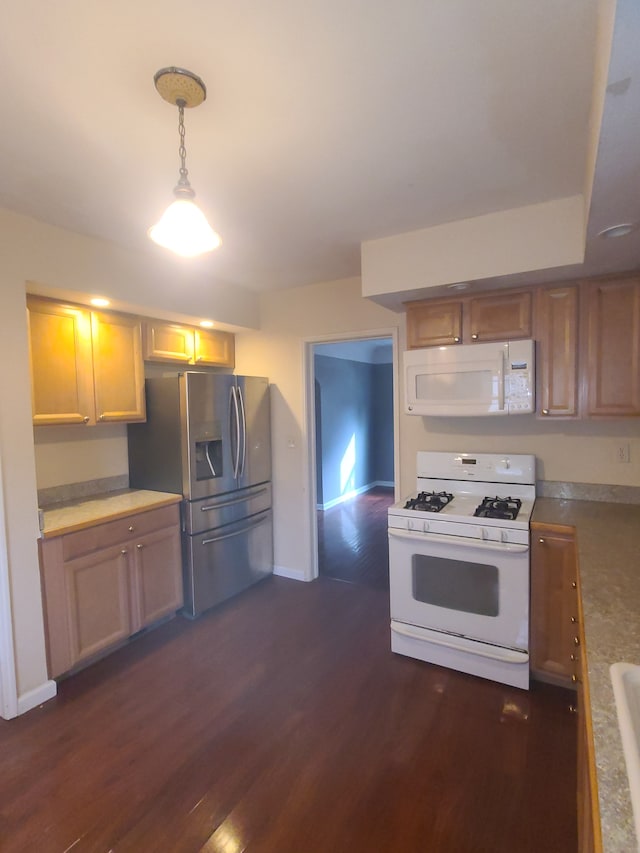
xmin=388 ymin=451 xmax=536 ymax=690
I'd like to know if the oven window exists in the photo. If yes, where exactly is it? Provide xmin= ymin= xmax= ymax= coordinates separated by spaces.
xmin=411 ymin=554 xmax=499 ymax=617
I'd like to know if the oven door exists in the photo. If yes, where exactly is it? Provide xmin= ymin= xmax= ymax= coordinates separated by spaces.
xmin=388 ymin=527 xmax=529 ymax=651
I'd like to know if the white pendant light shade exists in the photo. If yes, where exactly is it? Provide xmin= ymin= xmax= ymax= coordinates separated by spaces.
xmin=149 ymin=198 xmax=221 ymax=257
xmin=149 ymin=67 xmax=222 ymax=258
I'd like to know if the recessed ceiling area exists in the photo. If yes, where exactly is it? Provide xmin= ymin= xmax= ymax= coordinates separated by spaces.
xmin=1 ymin=0 xmax=638 ymax=312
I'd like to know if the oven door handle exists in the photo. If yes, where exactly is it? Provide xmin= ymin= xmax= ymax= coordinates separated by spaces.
xmin=388 ymin=527 xmax=529 ymax=553
xmin=391 ymin=621 xmax=529 ymax=664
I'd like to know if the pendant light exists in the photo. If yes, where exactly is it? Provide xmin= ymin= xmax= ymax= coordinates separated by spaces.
xmin=149 ymin=67 xmax=221 ymax=257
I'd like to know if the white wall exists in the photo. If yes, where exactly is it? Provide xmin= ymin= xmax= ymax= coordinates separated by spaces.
xmin=235 ymin=275 xmax=640 ymax=580
xmin=234 ymin=277 xmax=402 ymax=580
xmin=0 ymin=207 xmax=260 ymax=709
xmin=34 ymin=425 xmax=129 ymax=491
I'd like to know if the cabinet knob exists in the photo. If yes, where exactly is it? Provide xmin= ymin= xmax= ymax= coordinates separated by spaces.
xmin=471 ymin=333 xmax=479 ymax=340
xmin=82 ymin=416 xmax=90 ymax=424
xmin=574 ymin=636 xmax=580 ymax=646
xmin=569 ymin=705 xmax=578 ymax=714
xmin=541 ymin=409 xmax=550 ymax=415
xmin=120 ymin=549 xmax=127 ymax=555
xmin=98 ymin=414 xmax=105 ymax=421
xmin=571 ymin=616 xmax=578 ymax=624
xmin=128 ymin=526 xmax=134 ymax=532
xmin=570 ymin=654 xmax=578 ymax=662
xmin=136 ymin=543 xmax=143 ymax=550
xmin=453 ymin=336 xmax=461 ymax=343
xmin=571 ymin=674 xmax=580 ymax=684
xmin=538 ymin=538 xmax=545 ymax=544
xmin=571 ymin=581 xmax=577 ymax=589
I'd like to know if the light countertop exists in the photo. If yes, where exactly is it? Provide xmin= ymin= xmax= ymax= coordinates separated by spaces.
xmin=532 ymin=497 xmax=640 ymax=853
xmin=40 ymin=489 xmax=182 ymax=538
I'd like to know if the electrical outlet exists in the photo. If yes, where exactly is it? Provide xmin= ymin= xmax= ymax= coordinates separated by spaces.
xmin=614 ymin=443 xmax=631 ymax=463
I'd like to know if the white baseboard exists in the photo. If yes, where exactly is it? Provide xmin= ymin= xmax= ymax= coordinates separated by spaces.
xmin=17 ymin=679 xmax=57 ymax=716
xmin=317 ymin=480 xmax=395 ymax=511
xmin=273 ymin=565 xmax=310 ymax=582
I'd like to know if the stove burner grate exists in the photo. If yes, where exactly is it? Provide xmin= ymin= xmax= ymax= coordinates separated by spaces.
xmin=404 ymin=491 xmax=454 ymax=513
xmin=473 ymin=495 xmax=522 ymax=521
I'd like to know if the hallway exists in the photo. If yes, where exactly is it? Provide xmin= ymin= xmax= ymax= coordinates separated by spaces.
xmin=317 ymin=485 xmax=394 ymax=590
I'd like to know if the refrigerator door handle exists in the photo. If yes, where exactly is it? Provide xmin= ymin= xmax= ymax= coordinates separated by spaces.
xmin=199 ymin=487 xmax=269 ymax=512
xmin=237 ymin=385 xmax=247 ymax=478
xmin=201 ymin=510 xmax=270 ymax=545
xmin=229 ymin=385 xmax=241 ymax=479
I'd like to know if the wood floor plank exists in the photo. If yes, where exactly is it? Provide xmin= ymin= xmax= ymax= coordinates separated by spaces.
xmin=0 ymin=495 xmax=576 ymax=852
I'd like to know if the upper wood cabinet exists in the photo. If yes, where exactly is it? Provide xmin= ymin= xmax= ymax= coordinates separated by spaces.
xmin=27 ymin=299 xmax=95 ymax=426
xmin=467 ymin=291 xmax=532 ymax=342
xmin=143 ymin=318 xmax=235 ymax=368
xmin=536 ymin=285 xmax=579 ymax=418
xmin=27 ymin=297 xmax=145 ymax=426
xmin=583 ymin=276 xmax=640 ymax=417
xmin=91 ymin=311 xmax=146 ymax=423
xmin=405 ymin=290 xmax=531 ymax=348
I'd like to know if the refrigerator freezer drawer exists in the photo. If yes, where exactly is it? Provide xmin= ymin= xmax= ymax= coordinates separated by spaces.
xmin=182 ymin=508 xmax=273 ymax=618
xmin=184 ymin=482 xmax=272 ymax=535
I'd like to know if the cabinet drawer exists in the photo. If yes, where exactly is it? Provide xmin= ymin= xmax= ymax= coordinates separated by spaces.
xmin=62 ymin=504 xmax=180 ymax=560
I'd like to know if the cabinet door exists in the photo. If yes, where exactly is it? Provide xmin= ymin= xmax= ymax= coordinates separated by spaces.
xmin=405 ymin=300 xmax=463 ymax=348
xmin=530 ymin=525 xmax=578 ymax=686
xmin=142 ymin=320 xmax=194 ymax=363
xmin=194 ymin=328 xmax=235 ymax=367
xmin=27 ymin=297 xmax=95 ymax=425
xmin=91 ymin=311 xmax=146 ymax=422
xmin=536 ymin=286 xmax=579 ymax=417
xmin=467 ymin=291 xmax=532 ymax=342
xmin=64 ymin=546 xmax=132 ymax=666
xmin=584 ymin=278 xmax=640 ymax=416
xmin=131 ymin=525 xmax=183 ymax=631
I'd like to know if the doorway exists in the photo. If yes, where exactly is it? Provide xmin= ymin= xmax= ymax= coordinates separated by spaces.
xmin=310 ymin=335 xmax=397 ymax=590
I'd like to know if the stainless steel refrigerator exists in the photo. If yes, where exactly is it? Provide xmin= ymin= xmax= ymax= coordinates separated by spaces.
xmin=128 ymin=372 xmax=272 ymax=617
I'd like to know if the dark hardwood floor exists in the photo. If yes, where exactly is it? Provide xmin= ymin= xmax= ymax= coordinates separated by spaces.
xmin=317 ymin=486 xmax=394 ymax=589
xmin=0 ymin=504 xmax=577 ymax=852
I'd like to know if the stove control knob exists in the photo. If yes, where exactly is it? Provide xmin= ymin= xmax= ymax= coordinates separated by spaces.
xmin=423 ymin=520 xmax=430 ymax=533
xmin=502 ymin=458 xmax=511 ymax=470
xmin=501 ymin=530 xmax=508 ymax=543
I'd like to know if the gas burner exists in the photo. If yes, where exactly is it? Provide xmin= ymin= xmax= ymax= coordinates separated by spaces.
xmin=404 ymin=491 xmax=454 ymax=513
xmin=473 ymin=496 xmax=522 ymax=521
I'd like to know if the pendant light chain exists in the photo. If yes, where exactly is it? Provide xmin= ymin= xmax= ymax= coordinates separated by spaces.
xmin=176 ymin=101 xmax=191 ymax=190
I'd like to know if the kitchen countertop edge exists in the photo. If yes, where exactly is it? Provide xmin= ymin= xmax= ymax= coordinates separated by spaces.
xmin=40 ymin=489 xmax=183 ymax=538
xmin=533 ymin=496 xmax=640 ymax=853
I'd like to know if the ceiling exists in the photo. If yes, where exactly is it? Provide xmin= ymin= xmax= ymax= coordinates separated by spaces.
xmin=1 ymin=0 xmax=639 ymax=303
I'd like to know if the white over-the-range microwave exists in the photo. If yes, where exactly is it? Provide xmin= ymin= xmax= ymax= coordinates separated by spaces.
xmin=404 ymin=339 xmax=535 ymax=417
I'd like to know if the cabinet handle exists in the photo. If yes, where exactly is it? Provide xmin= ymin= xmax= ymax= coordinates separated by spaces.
xmin=569 ymin=705 xmax=578 ymax=714
xmin=120 ymin=549 xmax=127 ymax=555
xmin=542 ymin=409 xmax=549 ymax=415
xmin=128 ymin=526 xmax=134 ymax=532
xmin=471 ymin=333 xmax=479 ymax=340
xmin=453 ymin=336 xmax=461 ymax=343
xmin=574 ymin=636 xmax=580 ymax=646
xmin=136 ymin=543 xmax=143 ymax=550
xmin=571 ymin=581 xmax=577 ymax=589
xmin=82 ymin=416 xmax=90 ymax=424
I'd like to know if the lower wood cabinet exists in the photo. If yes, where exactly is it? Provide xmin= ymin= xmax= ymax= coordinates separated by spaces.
xmin=39 ymin=503 xmax=183 ymax=678
xmin=531 ymin=520 xmax=602 ymax=852
xmin=530 ymin=522 xmax=579 ymax=686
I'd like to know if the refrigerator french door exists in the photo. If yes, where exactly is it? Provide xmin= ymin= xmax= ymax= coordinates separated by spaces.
xmin=128 ymin=372 xmax=273 ymax=617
